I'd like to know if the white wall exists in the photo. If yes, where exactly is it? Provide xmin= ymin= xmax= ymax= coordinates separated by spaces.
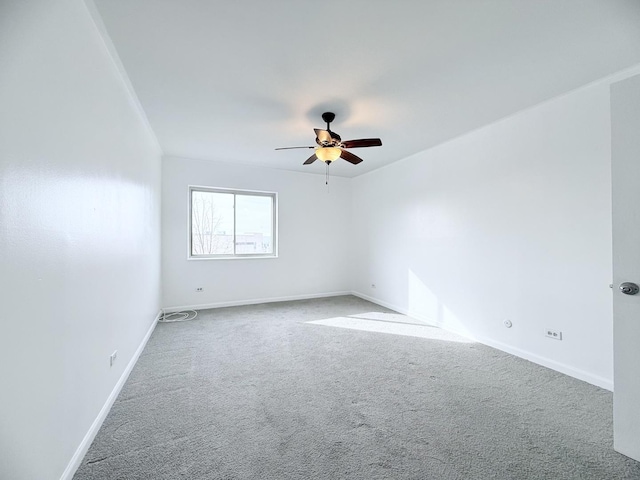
xmin=162 ymin=156 xmax=351 ymax=309
xmin=351 ymin=77 xmax=625 ymax=389
xmin=0 ymin=1 xmax=162 ymax=479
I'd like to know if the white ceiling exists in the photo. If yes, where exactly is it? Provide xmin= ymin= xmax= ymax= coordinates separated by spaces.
xmin=92 ymin=0 xmax=640 ymax=177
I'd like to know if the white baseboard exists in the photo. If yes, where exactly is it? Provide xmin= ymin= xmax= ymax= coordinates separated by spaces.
xmin=60 ymin=310 xmax=162 ymax=480
xmin=470 ymin=333 xmax=612 ymax=391
xmin=351 ymin=291 xmax=613 ymax=391
xmin=163 ymin=291 xmax=352 ymax=313
xmin=351 ymin=291 xmax=417 ymax=320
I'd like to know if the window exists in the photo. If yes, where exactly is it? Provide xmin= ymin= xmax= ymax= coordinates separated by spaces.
xmin=189 ymin=187 xmax=277 ymax=258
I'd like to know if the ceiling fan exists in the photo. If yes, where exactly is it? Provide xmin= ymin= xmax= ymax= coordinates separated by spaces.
xmin=275 ymin=112 xmax=382 ymax=166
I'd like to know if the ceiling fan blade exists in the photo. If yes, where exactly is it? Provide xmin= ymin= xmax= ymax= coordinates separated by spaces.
xmin=314 ymin=128 xmax=333 ymax=145
xmin=275 ymin=146 xmax=314 ymax=150
xmin=342 ymin=138 xmax=382 ymax=149
xmin=303 ymin=154 xmax=318 ymax=165
xmin=340 ymin=150 xmax=364 ymax=165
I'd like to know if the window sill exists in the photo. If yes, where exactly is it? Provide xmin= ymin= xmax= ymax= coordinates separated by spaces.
xmin=188 ymin=254 xmax=279 ymax=261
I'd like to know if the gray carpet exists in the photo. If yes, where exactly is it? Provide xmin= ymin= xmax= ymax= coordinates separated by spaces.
xmin=74 ymin=296 xmax=640 ymax=479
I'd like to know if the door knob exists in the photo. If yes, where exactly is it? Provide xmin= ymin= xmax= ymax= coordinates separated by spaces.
xmin=619 ymin=282 xmax=639 ymax=295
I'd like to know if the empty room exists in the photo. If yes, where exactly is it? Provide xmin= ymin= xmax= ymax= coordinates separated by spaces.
xmin=2 ymin=1 xmax=640 ymax=479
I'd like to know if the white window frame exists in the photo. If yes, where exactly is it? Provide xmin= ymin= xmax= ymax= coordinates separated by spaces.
xmin=188 ymin=186 xmax=278 ymax=260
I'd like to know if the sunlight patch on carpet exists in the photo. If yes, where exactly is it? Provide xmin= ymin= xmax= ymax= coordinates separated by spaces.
xmin=307 ymin=313 xmax=474 ymax=343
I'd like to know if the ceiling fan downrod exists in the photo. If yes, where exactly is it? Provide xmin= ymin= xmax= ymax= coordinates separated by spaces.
xmin=321 ymin=111 xmax=336 ymax=131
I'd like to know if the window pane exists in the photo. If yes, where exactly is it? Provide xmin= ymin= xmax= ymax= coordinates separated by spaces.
xmin=191 ymin=191 xmax=234 ymax=255
xmin=235 ymin=195 xmax=273 ymax=254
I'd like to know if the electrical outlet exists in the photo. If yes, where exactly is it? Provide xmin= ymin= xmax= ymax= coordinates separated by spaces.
xmin=503 ymin=319 xmax=512 ymax=328
xmin=196 ymin=287 xmax=203 ymax=292
xmin=545 ymin=329 xmax=562 ymax=340
xmin=110 ymin=350 xmax=118 ymax=366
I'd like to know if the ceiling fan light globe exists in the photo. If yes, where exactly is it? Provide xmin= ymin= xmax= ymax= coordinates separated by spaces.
xmin=316 ymin=147 xmax=341 ymax=163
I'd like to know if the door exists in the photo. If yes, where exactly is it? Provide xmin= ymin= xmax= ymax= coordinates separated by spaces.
xmin=611 ymin=73 xmax=640 ymax=462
